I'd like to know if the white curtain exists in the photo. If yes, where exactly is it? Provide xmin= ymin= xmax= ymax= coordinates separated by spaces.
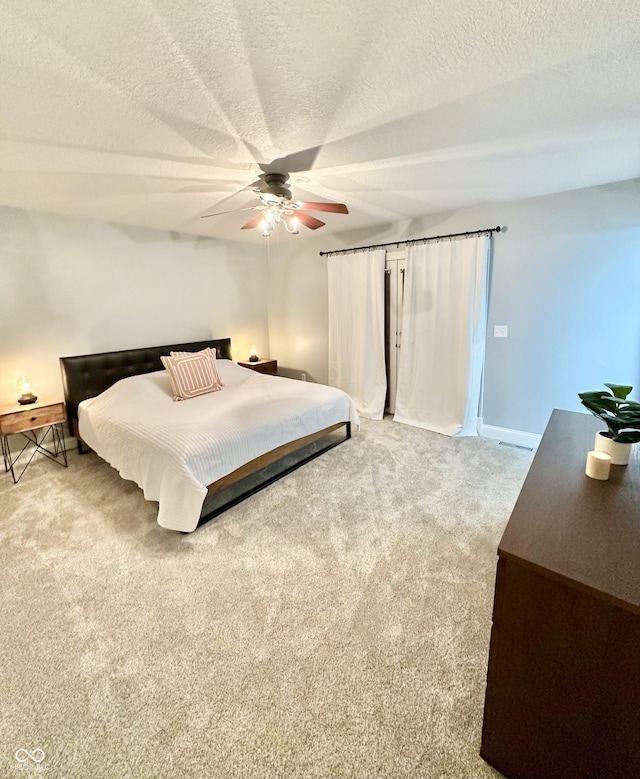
xmin=328 ymin=249 xmax=387 ymax=419
xmin=394 ymin=236 xmax=489 ymax=436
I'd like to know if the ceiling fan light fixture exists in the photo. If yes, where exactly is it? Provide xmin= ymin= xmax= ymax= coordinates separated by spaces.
xmin=262 ymin=208 xmax=280 ymax=237
xmin=259 ymin=202 xmax=301 ymax=237
xmin=202 ymin=169 xmax=349 ymax=235
xmin=283 ymin=215 xmax=299 ymax=235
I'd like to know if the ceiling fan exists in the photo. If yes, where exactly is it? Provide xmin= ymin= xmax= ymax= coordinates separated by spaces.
xmin=200 ymin=172 xmax=349 ymax=236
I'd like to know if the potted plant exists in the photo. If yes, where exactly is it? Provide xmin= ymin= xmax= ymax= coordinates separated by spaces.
xmin=578 ymin=383 xmax=640 ymax=465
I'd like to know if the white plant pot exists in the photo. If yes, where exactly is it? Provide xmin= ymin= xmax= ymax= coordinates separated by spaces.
xmin=593 ymin=431 xmax=633 ymax=466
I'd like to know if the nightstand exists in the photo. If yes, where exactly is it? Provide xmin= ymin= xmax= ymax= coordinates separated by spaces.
xmin=0 ymin=400 xmax=68 ymax=484
xmin=237 ymin=358 xmax=278 ymax=375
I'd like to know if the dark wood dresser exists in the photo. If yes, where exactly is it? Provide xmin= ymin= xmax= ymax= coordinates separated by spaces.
xmin=481 ymin=409 xmax=640 ymax=779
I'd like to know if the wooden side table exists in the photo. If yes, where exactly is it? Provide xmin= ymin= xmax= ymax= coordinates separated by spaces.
xmin=237 ymin=358 xmax=278 ymax=376
xmin=0 ymin=399 xmax=68 ymax=483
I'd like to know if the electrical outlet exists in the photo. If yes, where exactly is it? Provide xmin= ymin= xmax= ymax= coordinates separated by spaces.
xmin=494 ymin=325 xmax=508 ymax=338
xmin=301 ymin=373 xmax=307 ymax=381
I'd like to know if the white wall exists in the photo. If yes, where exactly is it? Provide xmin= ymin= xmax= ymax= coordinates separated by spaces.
xmin=0 ymin=208 xmax=270 ymax=404
xmin=268 ymin=179 xmax=640 ymax=436
xmin=266 ymin=234 xmax=330 ymax=382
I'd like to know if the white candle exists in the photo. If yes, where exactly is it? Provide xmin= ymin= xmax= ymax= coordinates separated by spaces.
xmin=585 ymin=450 xmax=612 ymax=480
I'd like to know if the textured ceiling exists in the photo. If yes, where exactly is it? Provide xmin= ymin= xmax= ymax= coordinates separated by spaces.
xmin=1 ymin=0 xmax=639 ymax=243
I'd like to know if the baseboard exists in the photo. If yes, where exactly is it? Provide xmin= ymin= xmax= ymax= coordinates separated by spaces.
xmin=481 ymin=423 xmax=541 ymax=450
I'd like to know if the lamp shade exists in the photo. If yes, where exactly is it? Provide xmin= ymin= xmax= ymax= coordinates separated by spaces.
xmin=17 ymin=376 xmax=38 ymax=405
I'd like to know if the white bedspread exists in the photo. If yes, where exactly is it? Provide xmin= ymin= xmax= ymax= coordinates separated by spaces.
xmin=78 ymin=360 xmax=359 ymax=532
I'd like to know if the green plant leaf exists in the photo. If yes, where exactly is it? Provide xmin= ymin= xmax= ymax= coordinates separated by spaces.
xmin=613 ymin=431 xmax=640 ymax=444
xmin=604 ymin=383 xmax=633 ymax=400
xmin=579 ymin=392 xmax=618 ymax=414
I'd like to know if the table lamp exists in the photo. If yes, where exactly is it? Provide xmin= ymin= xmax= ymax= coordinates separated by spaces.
xmin=17 ymin=376 xmax=38 ymax=405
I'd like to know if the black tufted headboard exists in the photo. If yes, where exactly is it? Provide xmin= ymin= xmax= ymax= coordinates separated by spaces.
xmin=60 ymin=338 xmax=232 ymax=445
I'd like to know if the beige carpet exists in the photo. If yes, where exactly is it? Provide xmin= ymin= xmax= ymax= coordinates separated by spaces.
xmin=0 ymin=418 xmax=533 ymax=778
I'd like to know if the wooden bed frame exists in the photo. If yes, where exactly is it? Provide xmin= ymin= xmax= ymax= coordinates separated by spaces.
xmin=59 ymin=338 xmax=351 ymax=528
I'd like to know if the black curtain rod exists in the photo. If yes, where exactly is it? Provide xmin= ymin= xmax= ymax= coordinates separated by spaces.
xmin=319 ymin=225 xmax=501 ymax=257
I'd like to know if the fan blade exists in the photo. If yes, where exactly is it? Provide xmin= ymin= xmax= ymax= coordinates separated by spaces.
xmin=297 ymin=201 xmax=349 ymax=214
xmin=241 ymin=212 xmax=265 ymax=230
xmin=296 ymin=211 xmax=326 ymax=230
xmin=201 ymin=206 xmax=257 ymax=219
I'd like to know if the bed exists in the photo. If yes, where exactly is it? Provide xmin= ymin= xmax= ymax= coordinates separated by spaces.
xmin=60 ymin=339 xmax=358 ymax=532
